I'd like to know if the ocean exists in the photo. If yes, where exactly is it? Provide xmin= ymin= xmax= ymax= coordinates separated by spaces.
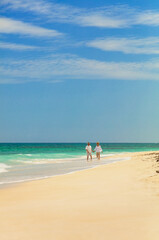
xmin=0 ymin=143 xmax=159 ymax=186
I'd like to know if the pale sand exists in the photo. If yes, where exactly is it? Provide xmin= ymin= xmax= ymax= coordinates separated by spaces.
xmin=1 ymin=152 xmax=159 ymax=240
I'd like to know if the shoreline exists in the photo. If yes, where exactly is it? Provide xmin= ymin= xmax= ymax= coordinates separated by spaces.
xmin=0 ymin=152 xmax=130 ymax=188
xmin=0 ymin=150 xmax=157 ymax=189
xmin=1 ymin=151 xmax=159 ymax=239
xmin=0 ymin=150 xmax=158 ymax=188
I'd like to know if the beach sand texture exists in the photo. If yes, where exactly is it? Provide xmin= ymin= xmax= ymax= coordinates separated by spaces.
xmin=1 ymin=152 xmax=159 ymax=240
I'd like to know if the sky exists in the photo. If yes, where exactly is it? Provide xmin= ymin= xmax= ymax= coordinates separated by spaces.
xmin=1 ymin=0 xmax=159 ymax=142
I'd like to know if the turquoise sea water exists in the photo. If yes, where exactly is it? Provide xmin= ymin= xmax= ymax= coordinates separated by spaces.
xmin=0 ymin=143 xmax=159 ymax=186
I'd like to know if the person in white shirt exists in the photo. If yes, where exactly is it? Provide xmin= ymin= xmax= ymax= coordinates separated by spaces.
xmin=85 ymin=142 xmax=93 ymax=161
xmin=94 ymin=142 xmax=103 ymax=160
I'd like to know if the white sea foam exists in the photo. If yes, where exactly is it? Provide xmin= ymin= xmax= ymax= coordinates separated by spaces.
xmin=0 ymin=163 xmax=11 ymax=173
xmin=16 ymin=160 xmax=49 ymax=164
xmin=15 ymin=159 xmax=73 ymax=164
xmin=12 ymin=153 xmax=116 ymax=165
xmin=18 ymin=154 xmax=32 ymax=156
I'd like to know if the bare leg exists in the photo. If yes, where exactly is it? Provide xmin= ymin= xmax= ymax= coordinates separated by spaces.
xmin=87 ymin=153 xmax=89 ymax=161
xmin=96 ymin=152 xmax=100 ymax=160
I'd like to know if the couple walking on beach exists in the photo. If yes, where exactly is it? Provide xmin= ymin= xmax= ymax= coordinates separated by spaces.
xmin=85 ymin=142 xmax=103 ymax=161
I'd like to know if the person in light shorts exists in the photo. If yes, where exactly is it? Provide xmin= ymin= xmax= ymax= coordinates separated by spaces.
xmin=94 ymin=142 xmax=103 ymax=160
xmin=85 ymin=142 xmax=93 ymax=161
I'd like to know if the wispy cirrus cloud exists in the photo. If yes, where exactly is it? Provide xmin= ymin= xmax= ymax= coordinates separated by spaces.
xmin=1 ymin=54 xmax=159 ymax=84
xmin=0 ymin=0 xmax=80 ymax=22
xmin=0 ymin=17 xmax=62 ymax=37
xmin=1 ymin=0 xmax=159 ymax=28
xmin=136 ymin=11 xmax=159 ymax=26
xmin=0 ymin=41 xmax=38 ymax=50
xmin=0 ymin=0 xmax=143 ymax=28
xmin=76 ymin=14 xmax=128 ymax=28
xmin=87 ymin=37 xmax=159 ymax=55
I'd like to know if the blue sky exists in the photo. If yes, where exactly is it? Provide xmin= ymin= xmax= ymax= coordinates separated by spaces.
xmin=1 ymin=0 xmax=159 ymax=142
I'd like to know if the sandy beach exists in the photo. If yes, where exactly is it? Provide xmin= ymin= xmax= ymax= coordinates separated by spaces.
xmin=1 ymin=151 xmax=159 ymax=240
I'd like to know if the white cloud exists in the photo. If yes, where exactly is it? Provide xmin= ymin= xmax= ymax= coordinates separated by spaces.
xmin=1 ymin=54 xmax=159 ymax=84
xmin=2 ymin=0 xmax=159 ymax=28
xmin=0 ymin=0 xmax=135 ymax=28
xmin=0 ymin=17 xmax=62 ymax=37
xmin=87 ymin=37 xmax=159 ymax=54
xmin=136 ymin=11 xmax=159 ymax=26
xmin=0 ymin=0 xmax=79 ymax=22
xmin=76 ymin=14 xmax=127 ymax=28
xmin=0 ymin=41 xmax=38 ymax=50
